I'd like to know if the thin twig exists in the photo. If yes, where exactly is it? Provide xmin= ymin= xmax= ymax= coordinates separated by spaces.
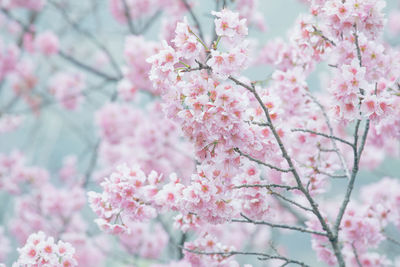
xmin=291 ymin=128 xmax=354 ymax=148
xmin=384 ymin=234 xmax=400 ymax=247
xmin=307 ymin=92 xmax=351 ymax=179
xmin=312 ymin=26 xmax=336 ymax=46
xmin=352 ymin=243 xmax=362 ymax=267
xmin=49 ymin=0 xmax=123 ymax=78
xmin=58 ymin=50 xmax=119 ymax=81
xmin=233 ymin=184 xmax=299 ymax=191
xmin=180 ymin=246 xmax=310 ymax=267
xmin=353 ymin=24 xmax=363 ymax=67
xmin=318 ymin=170 xmax=348 ymax=179
xmin=137 ymin=10 xmax=162 ymax=34
xmin=121 ymin=0 xmax=136 ymax=34
xmin=234 ymin=148 xmax=292 ymax=173
xmin=268 ymin=190 xmax=314 ymax=213
xmin=83 ymin=140 xmax=101 ymax=187
xmin=274 ymin=197 xmax=307 ymax=225
xmin=334 ymin=120 xmax=370 ymax=235
xmin=232 ymin=213 xmax=327 ymax=236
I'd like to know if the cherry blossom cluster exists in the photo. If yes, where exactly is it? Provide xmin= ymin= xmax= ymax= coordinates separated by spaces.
xmin=208 ymin=9 xmax=250 ymax=79
xmin=88 ymin=164 xmax=163 ymax=234
xmin=13 ymin=231 xmax=77 ymax=267
xmin=234 ymin=0 xmax=265 ymax=31
xmin=9 ymin=184 xmax=86 ymax=244
xmin=120 ymin=36 xmax=161 ymax=98
xmin=0 ymin=114 xmax=23 ymax=134
xmin=327 ymin=35 xmax=399 ymax=126
xmin=118 ymin=220 xmax=168 ymax=259
xmin=95 ymin=102 xmax=194 ymax=180
xmin=90 ymin=158 xmax=297 ymax=236
xmin=320 ymin=0 xmax=386 ymax=40
xmin=1 ymin=151 xmax=108 ymax=265
xmin=34 ymin=31 xmax=59 ymax=56
xmin=9 ymin=59 xmax=37 ymax=99
xmin=0 ymin=151 xmax=48 ymax=194
xmin=0 ymin=37 xmax=19 ymax=82
xmin=1 ymin=0 xmax=46 ymax=11
xmin=48 ymin=71 xmax=85 ymax=110
xmin=183 ymin=232 xmax=240 ymax=267
xmin=179 ymin=220 xmax=274 ymax=267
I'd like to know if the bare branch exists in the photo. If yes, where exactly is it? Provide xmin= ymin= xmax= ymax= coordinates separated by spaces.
xmin=353 ymin=24 xmax=363 ymax=67
xmin=291 ymin=128 xmax=354 ymax=148
xmin=268 ymin=190 xmax=314 ymax=213
xmin=83 ymin=140 xmax=101 ymax=187
xmin=58 ymin=50 xmax=120 ymax=81
xmin=181 ymin=246 xmax=310 ymax=267
xmin=49 ymin=0 xmax=123 ymax=78
xmin=234 ymin=148 xmax=293 ymax=173
xmin=318 ymin=170 xmax=348 ymax=179
xmin=121 ymin=0 xmax=136 ymax=34
xmin=318 ymin=147 xmax=338 ymax=153
xmin=384 ymin=233 xmax=400 ymax=248
xmin=352 ymin=243 xmax=362 ymax=267
xmin=307 ymin=92 xmax=351 ymax=179
xmin=232 ymin=213 xmax=327 ymax=236
xmin=137 ymin=10 xmax=162 ymax=34
xmin=233 ymin=184 xmax=299 ymax=191
xmin=334 ymin=120 xmax=370 ymax=235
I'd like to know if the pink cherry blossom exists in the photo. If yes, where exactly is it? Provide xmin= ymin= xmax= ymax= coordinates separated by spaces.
xmin=34 ymin=31 xmax=59 ymax=56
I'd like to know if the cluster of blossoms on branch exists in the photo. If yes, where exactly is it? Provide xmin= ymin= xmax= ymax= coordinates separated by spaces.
xmin=13 ymin=231 xmax=77 ymax=267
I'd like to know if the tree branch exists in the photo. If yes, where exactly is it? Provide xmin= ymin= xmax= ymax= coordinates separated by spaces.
xmin=234 ymin=148 xmax=293 ymax=173
xmin=352 ymin=243 xmax=362 ymax=267
xmin=307 ymin=92 xmax=351 ymax=179
xmin=181 ymin=246 xmax=310 ymax=267
xmin=232 ymin=213 xmax=327 ymax=236
xmin=291 ymin=128 xmax=354 ymax=148
xmin=121 ymin=0 xmax=136 ymax=34
xmin=334 ymin=120 xmax=370 ymax=235
xmin=58 ymin=50 xmax=120 ymax=81
xmin=233 ymin=184 xmax=299 ymax=191
xmin=353 ymin=24 xmax=363 ymax=67
xmin=228 ymin=75 xmax=345 ymax=266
